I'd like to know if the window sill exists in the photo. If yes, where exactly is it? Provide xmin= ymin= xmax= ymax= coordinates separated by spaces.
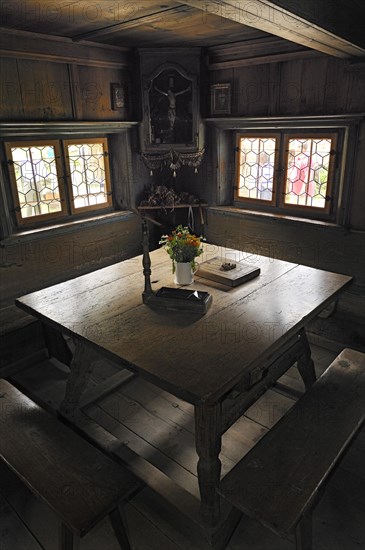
xmin=1 ymin=210 xmax=137 ymax=246
xmin=208 ymin=206 xmax=345 ymax=230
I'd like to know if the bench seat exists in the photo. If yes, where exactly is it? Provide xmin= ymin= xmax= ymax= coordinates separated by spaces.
xmin=0 ymin=379 xmax=141 ymax=549
xmin=218 ymin=348 xmax=365 ymax=549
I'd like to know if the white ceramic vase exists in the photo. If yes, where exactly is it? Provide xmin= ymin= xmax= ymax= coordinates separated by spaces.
xmin=174 ymin=262 xmax=194 ymax=285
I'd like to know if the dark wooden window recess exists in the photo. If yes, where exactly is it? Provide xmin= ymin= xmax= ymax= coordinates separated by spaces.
xmin=5 ymin=138 xmax=112 ymax=226
xmin=235 ymin=130 xmax=341 ymax=220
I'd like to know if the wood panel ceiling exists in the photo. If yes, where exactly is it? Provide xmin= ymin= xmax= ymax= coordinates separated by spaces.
xmin=0 ymin=0 xmax=364 ymax=58
xmin=0 ymin=0 xmax=269 ymax=47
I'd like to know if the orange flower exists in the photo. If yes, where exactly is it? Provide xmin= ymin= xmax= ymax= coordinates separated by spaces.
xmin=159 ymin=225 xmax=205 ymax=269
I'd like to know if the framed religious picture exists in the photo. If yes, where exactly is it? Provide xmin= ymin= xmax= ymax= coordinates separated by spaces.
xmin=111 ymin=83 xmax=127 ymax=110
xmin=141 ymin=62 xmax=198 ymax=151
xmin=211 ymin=83 xmax=231 ymax=115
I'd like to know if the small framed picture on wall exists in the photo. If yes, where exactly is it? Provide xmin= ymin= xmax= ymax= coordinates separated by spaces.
xmin=111 ymin=83 xmax=127 ymax=110
xmin=211 ymin=83 xmax=231 ymax=115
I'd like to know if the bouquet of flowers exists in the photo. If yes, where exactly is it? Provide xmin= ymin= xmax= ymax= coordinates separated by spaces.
xmin=159 ymin=225 xmax=204 ymax=272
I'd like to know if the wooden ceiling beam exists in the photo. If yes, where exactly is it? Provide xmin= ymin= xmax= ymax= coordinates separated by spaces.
xmin=207 ymin=49 xmax=321 ymax=70
xmin=181 ymin=0 xmax=365 ymax=58
xmin=72 ymin=5 xmax=193 ymax=42
xmin=206 ymin=35 xmax=318 ymax=68
xmin=0 ymin=28 xmax=130 ymax=68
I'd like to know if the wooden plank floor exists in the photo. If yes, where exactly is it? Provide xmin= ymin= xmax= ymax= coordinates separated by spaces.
xmin=1 ymin=343 xmax=364 ymax=550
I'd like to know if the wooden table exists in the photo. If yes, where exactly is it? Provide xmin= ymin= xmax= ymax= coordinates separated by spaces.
xmin=16 ymin=244 xmax=352 ymax=545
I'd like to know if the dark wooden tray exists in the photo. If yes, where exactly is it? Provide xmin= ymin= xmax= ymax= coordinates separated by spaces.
xmin=144 ymin=287 xmax=212 ymax=313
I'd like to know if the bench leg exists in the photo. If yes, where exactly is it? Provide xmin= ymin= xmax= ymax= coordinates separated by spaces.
xmin=59 ymin=339 xmax=95 ymax=419
xmin=296 ymin=329 xmax=316 ymax=390
xmin=59 ymin=522 xmax=74 ymax=550
xmin=109 ymin=506 xmax=132 ymax=550
xmin=295 ymin=513 xmax=313 ymax=550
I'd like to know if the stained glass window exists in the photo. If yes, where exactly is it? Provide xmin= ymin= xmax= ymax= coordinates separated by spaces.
xmin=236 ymin=132 xmax=337 ymax=218
xmin=6 ymin=138 xmax=112 ymax=225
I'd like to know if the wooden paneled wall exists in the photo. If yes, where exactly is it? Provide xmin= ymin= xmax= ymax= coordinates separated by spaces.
xmin=204 ymin=54 xmax=365 ymax=348
xmin=208 ymin=56 xmax=365 ymax=117
xmin=0 ymin=213 xmax=141 ymax=307
xmin=0 ymin=40 xmax=142 ymax=340
xmin=0 ymin=57 xmax=133 ymax=121
xmin=205 ymin=54 xmax=365 ymax=230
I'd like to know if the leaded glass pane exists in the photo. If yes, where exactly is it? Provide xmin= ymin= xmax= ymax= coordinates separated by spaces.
xmin=285 ymin=138 xmax=332 ymax=208
xmin=237 ymin=138 xmax=276 ymax=201
xmin=10 ymin=145 xmax=61 ymax=219
xmin=67 ymin=143 xmax=108 ymax=209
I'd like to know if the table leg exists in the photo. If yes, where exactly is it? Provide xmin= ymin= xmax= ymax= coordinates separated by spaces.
xmin=195 ymin=402 xmax=222 ymax=528
xmin=297 ymin=329 xmax=316 ymax=390
xmin=59 ymin=339 xmax=95 ymax=419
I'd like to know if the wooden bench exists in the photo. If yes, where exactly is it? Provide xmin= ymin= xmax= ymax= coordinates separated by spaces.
xmin=218 ymin=348 xmax=365 ymax=550
xmin=0 ymin=379 xmax=141 ymax=550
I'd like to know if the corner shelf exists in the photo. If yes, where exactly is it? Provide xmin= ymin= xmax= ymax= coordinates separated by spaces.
xmin=137 ymin=204 xmax=208 ymax=228
xmin=137 ymin=204 xmax=208 ymax=211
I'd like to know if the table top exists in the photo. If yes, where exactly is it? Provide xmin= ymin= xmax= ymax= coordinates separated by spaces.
xmin=16 ymin=245 xmax=352 ymax=405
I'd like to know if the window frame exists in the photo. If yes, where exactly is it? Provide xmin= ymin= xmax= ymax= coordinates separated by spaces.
xmin=63 ymin=138 xmax=113 ymax=216
xmin=279 ymin=132 xmax=338 ymax=216
xmin=235 ymin=132 xmax=280 ymax=207
xmin=4 ymin=137 xmax=113 ymax=227
xmin=5 ymin=140 xmax=68 ymax=226
xmin=234 ymin=128 xmax=344 ymax=222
